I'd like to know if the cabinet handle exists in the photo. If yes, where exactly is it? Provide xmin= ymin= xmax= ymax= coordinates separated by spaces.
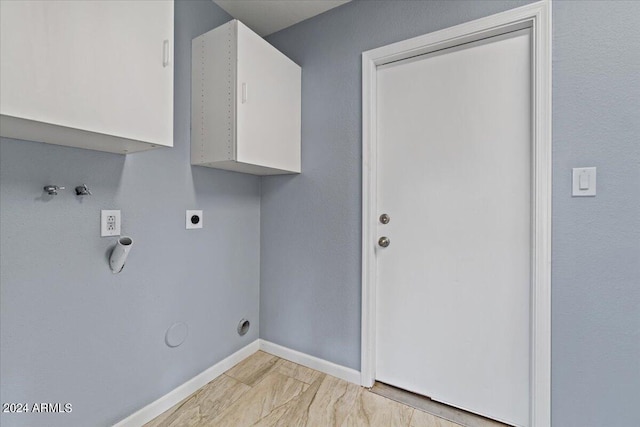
xmin=242 ymin=83 xmax=248 ymax=103
xmin=162 ymin=40 xmax=170 ymax=67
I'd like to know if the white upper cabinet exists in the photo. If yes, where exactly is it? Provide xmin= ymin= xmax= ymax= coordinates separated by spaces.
xmin=0 ymin=0 xmax=174 ymax=154
xmin=191 ymin=20 xmax=301 ymax=175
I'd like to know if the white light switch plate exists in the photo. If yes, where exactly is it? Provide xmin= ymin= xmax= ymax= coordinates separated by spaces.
xmin=101 ymin=210 xmax=121 ymax=236
xmin=572 ymin=167 xmax=596 ymax=197
xmin=186 ymin=210 xmax=203 ymax=229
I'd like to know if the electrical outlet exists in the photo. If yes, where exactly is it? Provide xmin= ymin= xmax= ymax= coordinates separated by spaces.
xmin=101 ymin=210 xmax=121 ymax=237
xmin=186 ymin=210 xmax=203 ymax=229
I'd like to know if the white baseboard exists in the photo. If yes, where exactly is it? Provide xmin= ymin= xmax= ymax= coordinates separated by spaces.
xmin=113 ymin=339 xmax=260 ymax=427
xmin=113 ymin=339 xmax=361 ymax=427
xmin=259 ymin=339 xmax=361 ymax=385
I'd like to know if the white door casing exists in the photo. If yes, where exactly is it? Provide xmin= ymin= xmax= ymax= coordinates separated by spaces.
xmin=361 ymin=2 xmax=551 ymax=426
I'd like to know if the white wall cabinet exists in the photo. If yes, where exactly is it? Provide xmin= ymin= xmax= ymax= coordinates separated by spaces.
xmin=0 ymin=1 xmax=174 ymax=154
xmin=191 ymin=20 xmax=301 ymax=175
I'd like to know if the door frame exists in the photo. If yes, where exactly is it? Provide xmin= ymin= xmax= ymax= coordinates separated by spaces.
xmin=360 ymin=1 xmax=551 ymax=426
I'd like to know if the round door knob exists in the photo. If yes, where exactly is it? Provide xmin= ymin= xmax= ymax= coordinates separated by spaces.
xmin=378 ymin=236 xmax=390 ymax=248
xmin=379 ymin=213 xmax=390 ymax=224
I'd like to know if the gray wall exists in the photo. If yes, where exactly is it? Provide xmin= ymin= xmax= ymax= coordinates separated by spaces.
xmin=0 ymin=2 xmax=258 ymax=426
xmin=262 ymin=1 xmax=640 ymax=426
xmin=552 ymin=2 xmax=640 ymax=425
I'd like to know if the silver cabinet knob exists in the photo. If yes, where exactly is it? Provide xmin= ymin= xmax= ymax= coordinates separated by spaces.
xmin=378 ymin=236 xmax=390 ymax=248
xmin=379 ymin=213 xmax=390 ymax=224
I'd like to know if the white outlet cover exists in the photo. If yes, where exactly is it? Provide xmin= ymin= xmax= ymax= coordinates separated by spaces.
xmin=572 ymin=167 xmax=597 ymax=197
xmin=101 ymin=210 xmax=121 ymax=237
xmin=186 ymin=210 xmax=203 ymax=229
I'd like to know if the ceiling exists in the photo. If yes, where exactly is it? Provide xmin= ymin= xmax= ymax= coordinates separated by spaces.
xmin=214 ymin=0 xmax=351 ymax=36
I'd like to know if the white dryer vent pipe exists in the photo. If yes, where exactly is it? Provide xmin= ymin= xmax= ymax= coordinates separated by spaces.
xmin=110 ymin=236 xmax=133 ymax=274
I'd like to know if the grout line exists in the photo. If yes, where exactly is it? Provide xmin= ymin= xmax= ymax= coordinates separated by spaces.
xmin=408 ymin=407 xmax=415 ymax=427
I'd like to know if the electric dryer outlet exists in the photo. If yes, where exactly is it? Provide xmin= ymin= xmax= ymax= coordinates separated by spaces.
xmin=186 ymin=210 xmax=203 ymax=229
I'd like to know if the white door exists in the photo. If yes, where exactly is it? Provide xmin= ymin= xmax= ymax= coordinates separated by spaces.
xmin=375 ymin=29 xmax=532 ymax=426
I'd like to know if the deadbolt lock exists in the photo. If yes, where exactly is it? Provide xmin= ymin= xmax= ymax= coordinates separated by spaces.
xmin=379 ymin=213 xmax=390 ymax=224
xmin=378 ymin=236 xmax=390 ymax=248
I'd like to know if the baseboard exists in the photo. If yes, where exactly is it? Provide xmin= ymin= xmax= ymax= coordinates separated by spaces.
xmin=259 ymin=339 xmax=361 ymax=385
xmin=113 ymin=339 xmax=361 ymax=426
xmin=113 ymin=339 xmax=260 ymax=427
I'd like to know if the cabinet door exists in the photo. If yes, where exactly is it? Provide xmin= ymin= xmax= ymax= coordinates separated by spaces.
xmin=0 ymin=0 xmax=173 ymax=147
xmin=235 ymin=22 xmax=300 ymax=173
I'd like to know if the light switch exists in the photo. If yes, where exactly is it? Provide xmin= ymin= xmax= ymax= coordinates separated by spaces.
xmin=572 ymin=167 xmax=596 ymax=197
xmin=579 ymin=171 xmax=589 ymax=190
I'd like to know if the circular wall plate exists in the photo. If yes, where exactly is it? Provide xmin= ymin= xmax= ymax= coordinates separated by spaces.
xmin=165 ymin=322 xmax=188 ymax=348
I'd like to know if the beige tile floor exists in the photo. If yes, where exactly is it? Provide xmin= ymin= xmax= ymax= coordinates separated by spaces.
xmin=145 ymin=351 xmax=463 ymax=427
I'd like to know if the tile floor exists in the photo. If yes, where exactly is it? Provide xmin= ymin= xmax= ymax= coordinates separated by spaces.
xmin=145 ymin=351 xmax=465 ymax=427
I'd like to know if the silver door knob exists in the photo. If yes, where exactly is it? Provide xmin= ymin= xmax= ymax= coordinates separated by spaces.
xmin=378 ymin=236 xmax=390 ymax=248
xmin=379 ymin=214 xmax=390 ymax=224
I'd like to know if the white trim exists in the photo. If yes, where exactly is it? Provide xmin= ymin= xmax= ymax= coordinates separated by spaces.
xmin=113 ymin=340 xmax=260 ymax=427
xmin=259 ymin=339 xmax=361 ymax=385
xmin=112 ymin=340 xmax=361 ymax=427
xmin=361 ymin=2 xmax=551 ymax=427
